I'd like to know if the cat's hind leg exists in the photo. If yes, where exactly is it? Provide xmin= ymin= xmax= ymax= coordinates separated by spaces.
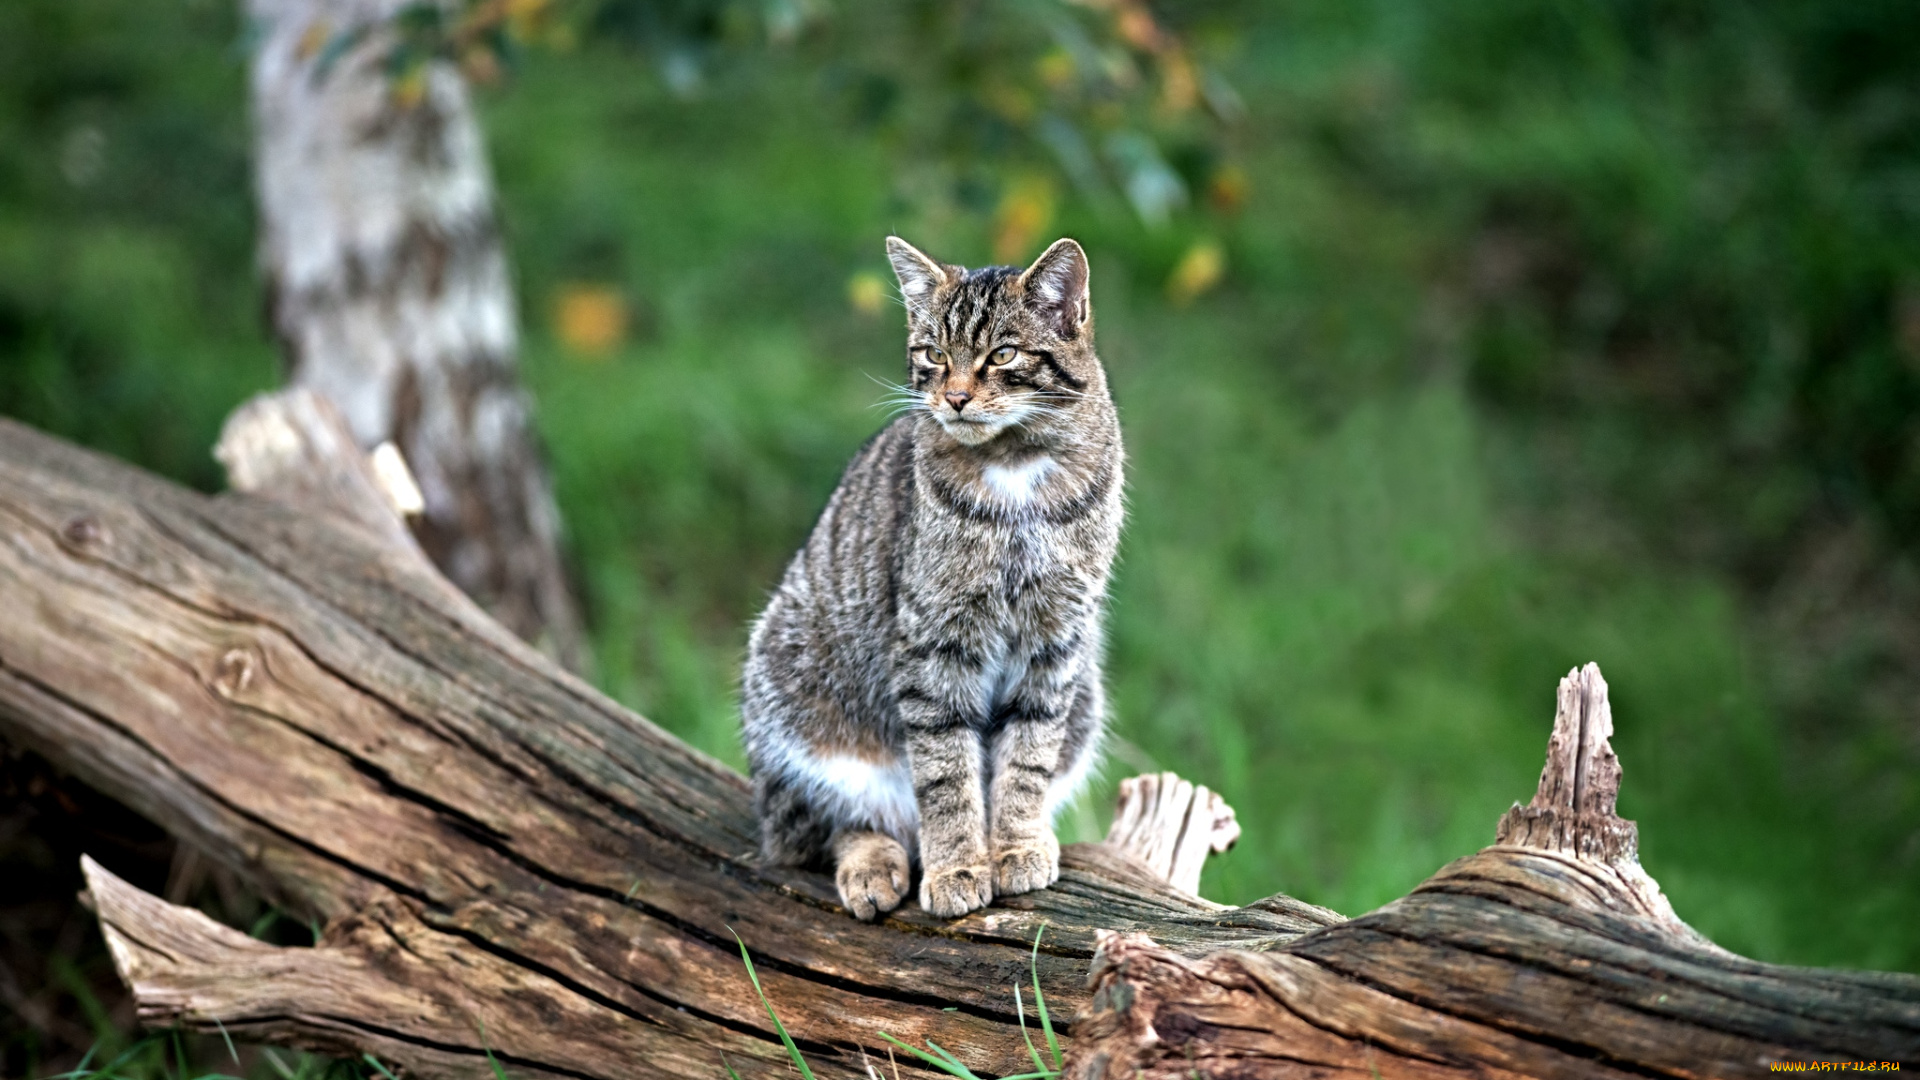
xmin=832 ymin=830 xmax=910 ymax=920
xmin=754 ymin=769 xmax=834 ymax=868
xmin=753 ymin=746 xmax=916 ymax=919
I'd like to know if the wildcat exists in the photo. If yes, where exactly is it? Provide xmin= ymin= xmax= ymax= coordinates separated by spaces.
xmin=741 ymin=236 xmax=1123 ymax=920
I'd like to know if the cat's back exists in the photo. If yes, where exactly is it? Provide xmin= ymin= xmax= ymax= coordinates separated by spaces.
xmin=801 ymin=414 xmax=917 ymax=600
xmin=748 ymin=417 xmax=916 ymax=683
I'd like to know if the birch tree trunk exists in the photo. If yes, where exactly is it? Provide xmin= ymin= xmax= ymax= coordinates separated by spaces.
xmin=247 ymin=0 xmax=586 ymax=672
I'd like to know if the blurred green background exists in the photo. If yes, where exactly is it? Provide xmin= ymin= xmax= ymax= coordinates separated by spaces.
xmin=3 ymin=0 xmax=1918 ymax=1069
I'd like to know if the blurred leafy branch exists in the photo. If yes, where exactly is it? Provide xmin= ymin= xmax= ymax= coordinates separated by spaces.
xmin=324 ymin=0 xmax=1242 ymax=255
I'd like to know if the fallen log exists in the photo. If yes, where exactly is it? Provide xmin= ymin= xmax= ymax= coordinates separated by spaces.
xmin=0 ymin=404 xmax=1913 ymax=1079
xmin=1071 ymin=667 xmax=1920 ymax=1077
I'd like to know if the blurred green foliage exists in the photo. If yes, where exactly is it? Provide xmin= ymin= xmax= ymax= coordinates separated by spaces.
xmin=0 ymin=0 xmax=276 ymax=492
xmin=3 ymin=0 xmax=1919 ymax=1073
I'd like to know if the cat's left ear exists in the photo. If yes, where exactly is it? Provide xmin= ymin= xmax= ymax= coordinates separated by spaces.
xmin=1019 ymin=238 xmax=1092 ymax=339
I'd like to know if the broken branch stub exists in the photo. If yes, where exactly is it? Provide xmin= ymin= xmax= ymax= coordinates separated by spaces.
xmin=1102 ymin=771 xmax=1240 ymax=897
xmin=1068 ymin=663 xmax=1920 ymax=1079
xmin=215 ymin=388 xmax=422 ymax=555
xmin=1493 ymin=662 xmax=1695 ymax=935
xmin=1495 ymin=661 xmax=1635 ymax=861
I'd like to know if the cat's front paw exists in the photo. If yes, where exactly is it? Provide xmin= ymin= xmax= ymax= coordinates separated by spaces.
xmin=992 ymin=832 xmax=1060 ymax=897
xmin=834 ymin=833 xmax=910 ymax=921
xmin=919 ymin=863 xmax=994 ymax=918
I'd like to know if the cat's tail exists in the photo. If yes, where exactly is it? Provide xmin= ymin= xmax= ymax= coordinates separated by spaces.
xmin=752 ymin=768 xmax=837 ymax=869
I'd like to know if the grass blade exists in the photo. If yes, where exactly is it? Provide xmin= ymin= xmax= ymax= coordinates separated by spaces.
xmin=1031 ymin=926 xmax=1062 ymax=1070
xmin=475 ymin=1020 xmax=511 ymax=1080
xmin=42 ymin=1039 xmax=103 ymax=1080
xmin=361 ymin=1055 xmax=401 ymax=1080
xmin=213 ymin=1018 xmax=240 ymax=1067
xmin=247 ymin=909 xmax=281 ymax=940
xmin=86 ymin=1039 xmax=150 ymax=1080
xmin=729 ymin=928 xmax=817 ymax=1080
xmin=875 ymin=1033 xmax=979 ymax=1080
xmin=926 ymin=1040 xmax=990 ymax=1080
xmin=1014 ymin=986 xmax=1052 ymax=1078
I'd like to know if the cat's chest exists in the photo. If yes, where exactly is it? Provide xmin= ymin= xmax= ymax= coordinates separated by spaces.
xmin=909 ymin=450 xmax=1116 ymax=597
xmin=931 ymin=475 xmax=1089 ymax=596
xmin=952 ymin=458 xmax=1076 ymax=563
xmin=979 ymin=456 xmax=1058 ymax=507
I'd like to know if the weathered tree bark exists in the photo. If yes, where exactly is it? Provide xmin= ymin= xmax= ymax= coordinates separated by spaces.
xmin=0 ymin=411 xmax=1914 ymax=1079
xmin=248 ymin=0 xmax=586 ymax=672
xmin=1070 ymin=666 xmax=1920 ymax=1077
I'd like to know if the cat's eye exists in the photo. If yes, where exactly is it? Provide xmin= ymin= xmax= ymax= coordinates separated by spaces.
xmin=931 ymin=347 xmax=949 ymax=364
xmin=988 ymin=346 xmax=1017 ymax=366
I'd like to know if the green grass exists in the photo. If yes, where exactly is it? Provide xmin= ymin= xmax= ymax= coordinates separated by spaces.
xmin=36 ymin=1028 xmax=376 ymax=1080
xmin=729 ymin=926 xmax=1063 ymax=1079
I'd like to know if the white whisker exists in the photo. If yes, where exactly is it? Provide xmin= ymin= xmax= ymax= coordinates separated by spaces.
xmin=864 ymin=370 xmax=933 ymax=417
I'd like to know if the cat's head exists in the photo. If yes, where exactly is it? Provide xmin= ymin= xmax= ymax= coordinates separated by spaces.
xmin=885 ymin=236 xmax=1101 ymax=447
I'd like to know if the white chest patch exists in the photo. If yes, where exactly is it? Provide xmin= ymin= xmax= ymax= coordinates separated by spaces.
xmin=982 ymin=456 xmax=1057 ymax=505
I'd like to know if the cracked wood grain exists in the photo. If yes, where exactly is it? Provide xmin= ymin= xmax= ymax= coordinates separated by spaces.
xmin=1066 ymin=665 xmax=1920 ymax=1079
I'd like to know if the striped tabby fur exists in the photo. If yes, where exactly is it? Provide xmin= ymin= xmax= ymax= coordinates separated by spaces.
xmin=742 ymin=236 xmax=1123 ymax=919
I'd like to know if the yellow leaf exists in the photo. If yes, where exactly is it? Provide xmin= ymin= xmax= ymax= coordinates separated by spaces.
xmin=554 ymin=285 xmax=628 ymax=358
xmin=507 ymin=0 xmax=553 ymax=39
xmin=1157 ymin=52 xmax=1199 ymax=115
xmin=993 ymin=177 xmax=1057 ymax=265
xmin=391 ymin=67 xmax=428 ymax=109
xmin=981 ymin=83 xmax=1036 ymax=124
xmin=296 ymin=20 xmax=331 ymax=60
xmin=1036 ymin=49 xmax=1076 ymax=90
xmin=847 ymin=271 xmax=888 ymax=317
xmin=461 ymin=46 xmax=502 ymax=86
xmin=1208 ymin=164 xmax=1248 ymax=215
xmin=1115 ymin=5 xmax=1165 ymax=51
xmin=1166 ymin=240 xmax=1225 ymax=305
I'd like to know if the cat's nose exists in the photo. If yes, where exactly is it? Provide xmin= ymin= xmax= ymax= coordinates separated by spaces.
xmin=945 ymin=390 xmax=972 ymax=413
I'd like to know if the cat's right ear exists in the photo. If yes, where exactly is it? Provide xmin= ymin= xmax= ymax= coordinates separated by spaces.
xmin=886 ymin=236 xmax=948 ymax=313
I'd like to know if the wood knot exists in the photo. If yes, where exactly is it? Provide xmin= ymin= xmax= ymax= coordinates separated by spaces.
xmin=60 ymin=514 xmax=105 ymax=549
xmin=213 ymin=647 xmax=257 ymax=699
